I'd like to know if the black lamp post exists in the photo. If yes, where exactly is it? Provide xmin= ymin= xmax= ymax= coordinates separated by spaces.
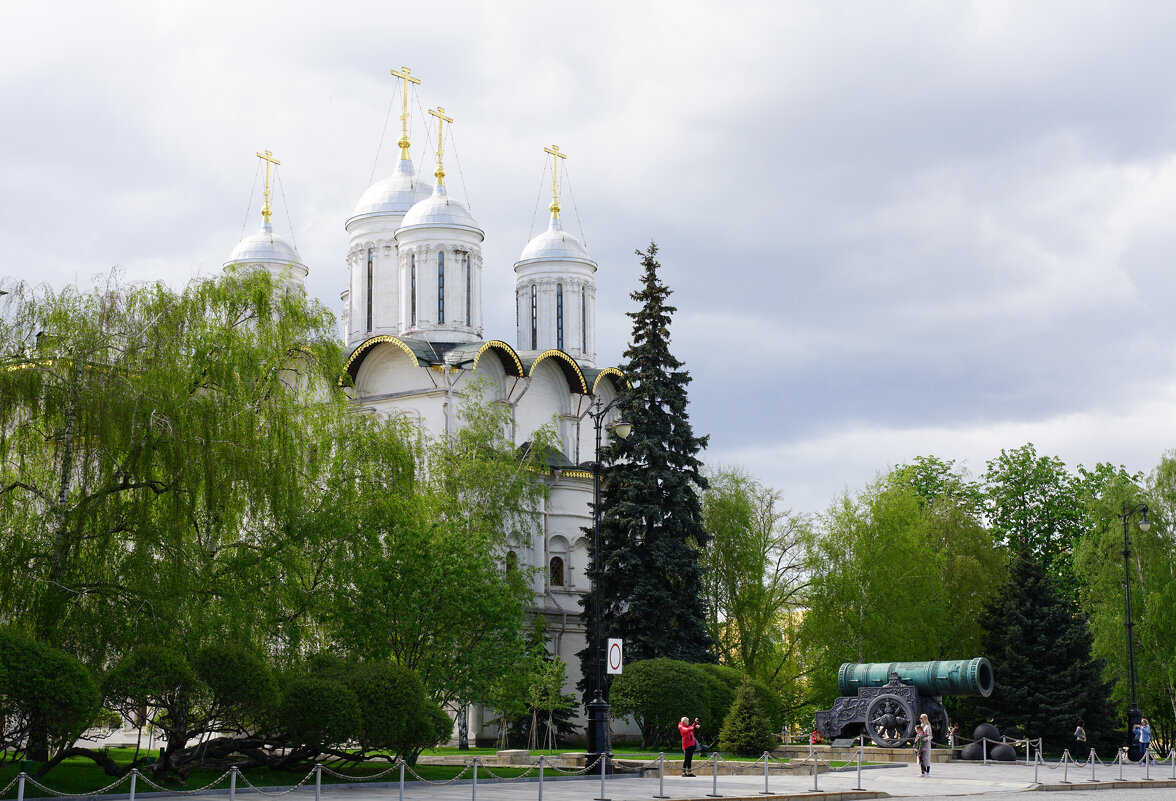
xmin=585 ymin=397 xmax=630 ymax=767
xmin=1117 ymin=501 xmax=1150 ymax=760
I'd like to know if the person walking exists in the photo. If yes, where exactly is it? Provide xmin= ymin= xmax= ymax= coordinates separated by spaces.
xmin=916 ymin=713 xmax=933 ymax=776
xmin=679 ymin=716 xmax=700 ymax=777
xmin=1073 ymin=719 xmax=1087 ymax=761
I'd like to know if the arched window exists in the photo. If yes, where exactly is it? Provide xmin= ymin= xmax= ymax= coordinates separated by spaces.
xmin=506 ymin=551 xmax=518 ymax=573
xmin=581 ymin=290 xmax=587 ymax=353
xmin=438 ymin=251 xmax=445 ymax=324
xmin=465 ymin=253 xmax=471 ymax=326
xmin=410 ymin=254 xmax=417 ymax=326
xmin=556 ymin=283 xmax=564 ymax=350
xmin=530 ymin=284 xmax=538 ymax=350
xmin=549 ymin=556 xmax=564 ymax=587
xmin=365 ymin=248 xmax=374 ymax=333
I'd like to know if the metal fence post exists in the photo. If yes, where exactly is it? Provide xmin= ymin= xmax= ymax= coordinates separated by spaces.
xmin=855 ymin=736 xmax=864 ymax=791
xmin=315 ymin=764 xmax=321 ymax=801
xmin=812 ymin=750 xmax=819 ymax=792
xmin=1034 ymin=750 xmax=1039 ymax=784
xmin=399 ymin=759 xmax=405 ymax=801
xmin=1145 ymin=747 xmax=1152 ymax=781
xmin=762 ymin=751 xmax=771 ymax=795
xmin=1119 ymin=748 xmax=1124 ymax=781
xmin=129 ymin=768 xmax=138 ymax=801
xmin=982 ymin=738 xmax=987 ymax=765
xmin=17 ymin=772 xmax=25 ymax=801
xmin=598 ymin=753 xmax=607 ymax=801
xmin=1062 ymin=750 xmax=1069 ymax=783
xmin=538 ymin=756 xmax=543 ymax=801
xmin=1088 ymin=749 xmax=1096 ymax=782
xmin=654 ymin=753 xmax=668 ymax=799
xmin=472 ymin=756 xmax=478 ymax=801
xmin=705 ymin=752 xmax=721 ymax=798
xmin=230 ymin=766 xmax=237 ymax=801
xmin=1025 ymin=739 xmax=1029 ymax=766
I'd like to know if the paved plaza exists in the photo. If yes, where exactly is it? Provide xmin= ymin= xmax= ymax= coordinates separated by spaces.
xmin=34 ymin=757 xmax=1173 ymax=801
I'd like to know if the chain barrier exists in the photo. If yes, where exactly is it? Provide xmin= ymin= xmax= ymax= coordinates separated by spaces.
xmin=403 ymin=761 xmax=473 ymax=785
xmin=474 ymin=762 xmax=539 ymax=782
xmin=235 ymin=768 xmax=317 ymax=797
xmin=23 ymin=773 xmax=131 ymax=799
xmin=319 ymin=764 xmax=402 ymax=782
xmin=135 ymin=768 xmax=235 ymax=795
xmin=0 ymin=775 xmax=20 ymax=799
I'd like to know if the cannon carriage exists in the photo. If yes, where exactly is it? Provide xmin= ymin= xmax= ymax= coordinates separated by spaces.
xmin=814 ymin=658 xmax=993 ymax=747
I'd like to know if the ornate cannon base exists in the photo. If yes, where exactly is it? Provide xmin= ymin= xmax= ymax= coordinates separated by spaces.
xmin=816 ymin=672 xmax=948 ymax=748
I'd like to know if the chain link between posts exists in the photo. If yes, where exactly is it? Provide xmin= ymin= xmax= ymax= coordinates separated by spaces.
xmin=135 ymin=769 xmax=235 ymax=795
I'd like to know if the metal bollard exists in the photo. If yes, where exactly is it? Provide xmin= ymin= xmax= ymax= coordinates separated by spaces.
xmin=705 ymin=752 xmax=721 ymax=798
xmin=230 ymin=766 xmax=237 ymax=801
xmin=315 ymin=763 xmax=321 ymax=801
xmin=1025 ymin=739 xmax=1030 ymax=766
xmin=855 ymin=736 xmax=864 ymax=791
xmin=812 ymin=750 xmax=819 ymax=792
xmin=654 ymin=753 xmax=668 ymax=799
xmin=982 ymin=737 xmax=988 ymax=765
xmin=1034 ymin=750 xmax=1039 ymax=784
xmin=17 ymin=772 xmax=25 ymax=801
xmin=1119 ymin=748 xmax=1124 ymax=781
xmin=538 ymin=756 xmax=543 ymax=801
xmin=130 ymin=768 xmax=138 ymax=801
xmin=400 ymin=760 xmax=405 ymax=801
xmin=1062 ymin=750 xmax=1069 ymax=783
xmin=762 ymin=751 xmax=771 ymax=795
xmin=1088 ymin=749 xmax=1097 ymax=782
xmin=472 ymin=757 xmax=478 ymax=801
xmin=1145 ymin=747 xmax=1151 ymax=781
xmin=597 ymin=753 xmax=608 ymax=801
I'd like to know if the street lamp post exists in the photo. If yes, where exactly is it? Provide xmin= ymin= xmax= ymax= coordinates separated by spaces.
xmin=585 ymin=397 xmax=630 ymax=768
xmin=1118 ymin=502 xmax=1150 ymax=760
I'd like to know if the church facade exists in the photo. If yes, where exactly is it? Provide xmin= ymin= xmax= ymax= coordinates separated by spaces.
xmin=224 ymin=72 xmax=627 ymax=744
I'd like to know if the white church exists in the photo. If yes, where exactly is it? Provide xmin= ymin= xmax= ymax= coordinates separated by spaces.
xmin=223 ymin=69 xmax=628 ymax=745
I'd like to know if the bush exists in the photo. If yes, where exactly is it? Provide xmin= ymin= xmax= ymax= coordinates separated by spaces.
xmin=609 ymin=658 xmax=712 ymax=748
xmin=0 ymin=630 xmax=101 ymax=760
xmin=193 ymin=642 xmax=276 ymax=724
xmin=278 ymin=677 xmax=361 ymax=750
xmin=718 ymin=679 xmax=777 ymax=756
xmin=342 ymin=661 xmax=446 ymax=759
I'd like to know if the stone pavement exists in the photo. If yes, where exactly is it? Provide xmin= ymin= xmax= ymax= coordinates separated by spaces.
xmin=46 ymin=757 xmax=1173 ymax=801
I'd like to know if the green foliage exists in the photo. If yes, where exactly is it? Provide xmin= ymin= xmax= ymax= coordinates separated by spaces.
xmin=801 ymin=461 xmax=1004 ymax=707
xmin=0 ymin=630 xmax=100 ymax=761
xmin=278 ymin=677 xmax=361 ymax=750
xmin=609 ymin=658 xmax=703 ymax=748
xmin=1074 ymin=456 xmax=1176 ymax=749
xmin=718 ymin=680 xmax=777 ymax=756
xmin=342 ymin=661 xmax=448 ymax=760
xmin=975 ymin=550 xmax=1113 ymax=752
xmin=982 ymin=444 xmax=1085 ymax=600
xmin=326 ymin=384 xmax=550 ymax=706
xmin=583 ymin=242 xmax=713 ymax=698
xmin=699 ymin=466 xmax=807 ymax=716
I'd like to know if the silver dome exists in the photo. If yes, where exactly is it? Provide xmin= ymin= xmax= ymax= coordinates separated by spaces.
xmin=225 ymin=220 xmax=302 ymax=267
xmin=352 ymin=158 xmax=424 ymax=218
xmin=518 ymin=215 xmax=593 ymax=264
xmin=400 ymin=182 xmax=482 ymax=235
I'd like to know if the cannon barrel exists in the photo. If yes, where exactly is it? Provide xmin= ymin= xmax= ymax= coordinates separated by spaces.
xmin=837 ymin=658 xmax=993 ymax=698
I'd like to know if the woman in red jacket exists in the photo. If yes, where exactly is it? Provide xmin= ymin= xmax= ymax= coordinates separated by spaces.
xmin=679 ymin=716 xmax=700 ymax=777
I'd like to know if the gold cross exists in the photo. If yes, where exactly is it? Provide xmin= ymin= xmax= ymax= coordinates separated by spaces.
xmin=428 ymin=107 xmax=453 ymax=184
xmin=544 ymin=145 xmax=567 ymax=218
xmin=390 ymin=67 xmax=422 ymax=159
xmin=255 ymin=150 xmax=281 ymax=223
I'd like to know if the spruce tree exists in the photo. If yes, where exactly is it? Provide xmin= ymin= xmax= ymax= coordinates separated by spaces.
xmin=975 ymin=550 xmax=1114 ymax=752
xmin=581 ymin=242 xmax=713 ymax=699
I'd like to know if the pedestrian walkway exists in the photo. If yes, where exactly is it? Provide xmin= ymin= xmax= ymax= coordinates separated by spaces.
xmin=31 ymin=757 xmax=1171 ymax=801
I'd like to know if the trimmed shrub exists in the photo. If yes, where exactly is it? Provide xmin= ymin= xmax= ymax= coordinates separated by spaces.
xmin=278 ymin=677 xmax=361 ymax=750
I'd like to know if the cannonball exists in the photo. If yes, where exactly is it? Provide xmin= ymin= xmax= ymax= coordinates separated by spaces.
xmin=989 ymin=743 xmax=1017 ymax=761
xmin=959 ymin=741 xmax=984 ymax=761
xmin=973 ymin=723 xmax=1000 ymax=744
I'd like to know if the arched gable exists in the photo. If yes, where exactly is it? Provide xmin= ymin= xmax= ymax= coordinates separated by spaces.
xmin=472 ymin=340 xmax=524 ymax=377
xmin=528 ymin=349 xmax=588 ymax=394
xmin=342 ymin=335 xmax=419 ymax=384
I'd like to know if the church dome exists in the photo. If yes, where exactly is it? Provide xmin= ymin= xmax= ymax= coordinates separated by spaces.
xmin=519 ymin=216 xmax=593 ymax=263
xmin=400 ymin=183 xmax=482 ymax=234
xmin=226 ymin=220 xmax=301 ymax=267
xmin=351 ymin=158 xmax=422 ymax=218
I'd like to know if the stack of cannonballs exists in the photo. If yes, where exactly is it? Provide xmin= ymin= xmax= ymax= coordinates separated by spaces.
xmin=960 ymin=723 xmax=1016 ymax=761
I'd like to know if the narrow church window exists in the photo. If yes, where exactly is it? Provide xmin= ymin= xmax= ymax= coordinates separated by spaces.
xmin=549 ymin=556 xmax=564 ymax=587
xmin=581 ymin=290 xmax=587 ymax=353
xmin=506 ymin=551 xmax=517 ymax=572
xmin=530 ymin=284 xmax=538 ymax=350
xmin=465 ymin=253 xmax=471 ymax=326
xmin=365 ymin=249 xmax=374 ymax=333
xmin=411 ymin=254 xmax=417 ymax=326
xmin=438 ymin=251 xmax=445 ymax=324
xmin=556 ymin=283 xmax=564 ymax=350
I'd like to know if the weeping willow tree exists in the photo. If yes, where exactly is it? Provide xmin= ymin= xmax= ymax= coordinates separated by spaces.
xmin=0 ymin=269 xmax=350 ymax=759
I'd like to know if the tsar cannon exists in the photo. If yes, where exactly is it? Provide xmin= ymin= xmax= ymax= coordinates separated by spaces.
xmin=814 ymin=658 xmax=993 ymax=747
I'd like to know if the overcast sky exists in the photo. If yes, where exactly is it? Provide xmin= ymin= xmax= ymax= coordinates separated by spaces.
xmin=4 ymin=0 xmax=1176 ymax=515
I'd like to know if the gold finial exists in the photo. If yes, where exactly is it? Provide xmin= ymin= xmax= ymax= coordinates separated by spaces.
xmin=390 ymin=66 xmax=422 ymax=160
xmin=255 ymin=150 xmax=281 ymax=224
xmin=544 ymin=145 xmax=567 ymax=219
xmin=428 ymin=107 xmax=453 ymax=185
